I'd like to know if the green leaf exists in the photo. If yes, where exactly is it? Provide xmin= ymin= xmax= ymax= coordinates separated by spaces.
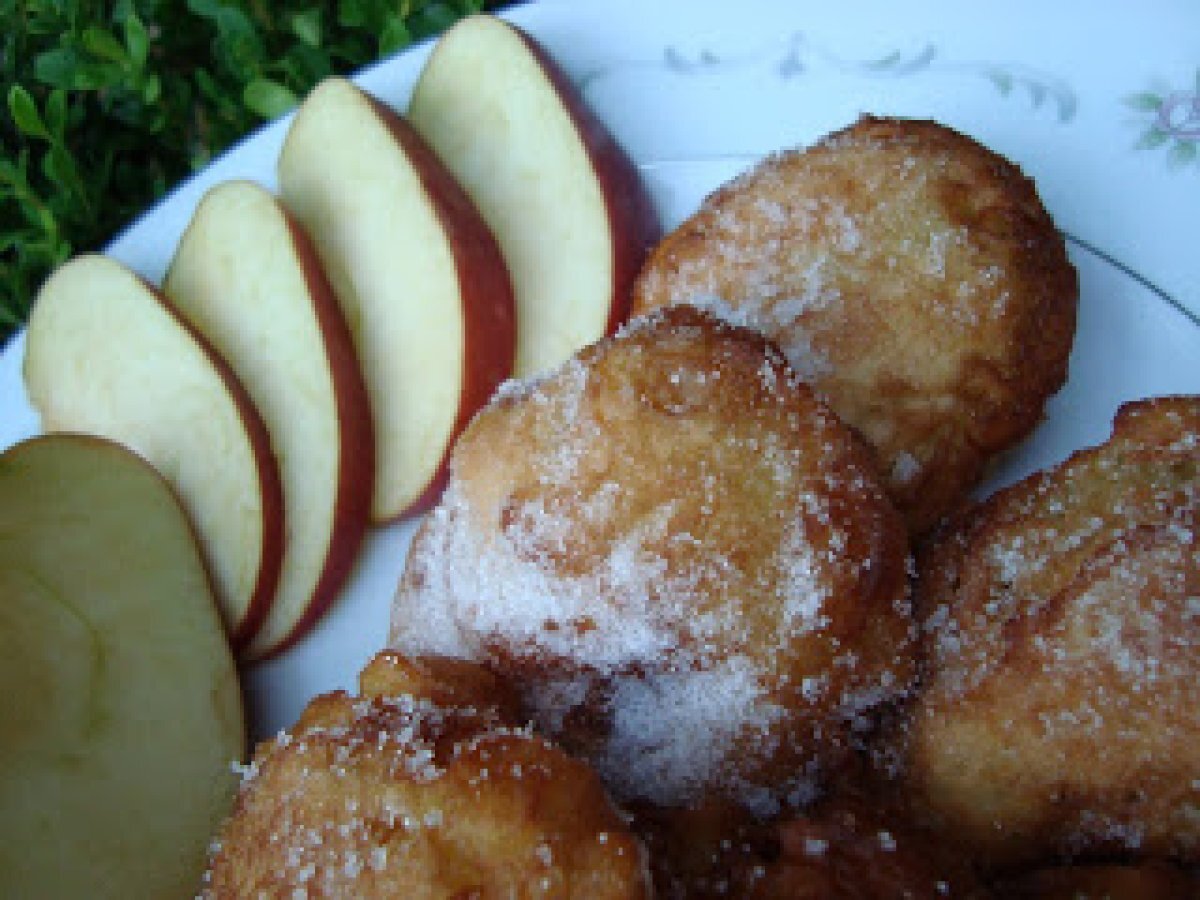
xmin=42 ymin=143 xmax=82 ymax=198
xmin=1137 ymin=127 xmax=1170 ymax=150
xmin=867 ymin=51 xmax=903 ymax=72
xmin=82 ymin=26 xmax=129 ymax=65
xmin=35 ymin=48 xmax=120 ymax=91
xmin=987 ymin=69 xmax=1014 ymax=96
xmin=291 ymin=8 xmax=323 ymax=47
xmin=378 ymin=16 xmax=413 ymax=56
xmin=186 ymin=0 xmax=265 ymax=77
xmin=214 ymin=11 xmax=267 ymax=75
xmin=409 ymin=3 xmax=462 ymax=39
xmin=243 ymin=78 xmax=298 ymax=120
xmin=192 ymin=66 xmax=222 ymax=103
xmin=0 ymin=229 xmax=25 ymax=253
xmin=33 ymin=200 xmax=58 ymax=238
xmin=31 ymin=47 xmax=79 ymax=88
xmin=44 ymin=88 xmax=68 ymax=138
xmin=0 ymin=162 xmax=28 ymax=207
xmin=1126 ymin=91 xmax=1163 ymax=112
xmin=141 ymin=73 xmax=162 ymax=105
xmin=1169 ymin=139 xmax=1198 ymax=167
xmin=124 ymin=12 xmax=150 ymax=70
xmin=337 ymin=0 xmax=371 ymax=28
xmin=278 ymin=41 xmax=334 ymax=86
xmin=186 ymin=0 xmax=227 ymax=21
xmin=7 ymin=85 xmax=50 ymax=140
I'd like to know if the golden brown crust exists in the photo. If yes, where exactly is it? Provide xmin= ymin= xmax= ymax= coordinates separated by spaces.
xmin=392 ymin=306 xmax=914 ymax=814
xmin=632 ymin=115 xmax=1078 ymax=534
xmin=904 ymin=396 xmax=1200 ymax=870
xmin=203 ymin=652 xmax=650 ymax=899
xmin=358 ymin=648 xmax=525 ymax=720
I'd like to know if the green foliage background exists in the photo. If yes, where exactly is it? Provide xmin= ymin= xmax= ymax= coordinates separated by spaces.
xmin=1 ymin=0 xmax=496 ymax=346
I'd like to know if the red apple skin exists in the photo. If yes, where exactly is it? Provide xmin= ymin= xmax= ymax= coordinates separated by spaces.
xmin=137 ymin=274 xmax=284 ymax=654
xmin=253 ymin=212 xmax=377 ymax=660
xmin=364 ymin=93 xmax=516 ymax=521
xmin=506 ymin=21 xmax=662 ymax=337
xmin=26 ymin=256 xmax=284 ymax=652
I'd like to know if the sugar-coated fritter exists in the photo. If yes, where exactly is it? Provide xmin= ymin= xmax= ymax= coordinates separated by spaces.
xmin=202 ymin=651 xmax=651 ymax=898
xmin=391 ymin=306 xmax=915 ymax=815
xmin=905 ymin=396 xmax=1200 ymax=870
xmin=632 ymin=115 xmax=1078 ymax=534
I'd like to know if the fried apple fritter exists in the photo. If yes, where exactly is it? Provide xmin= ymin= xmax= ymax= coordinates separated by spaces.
xmin=392 ymin=306 xmax=915 ymax=815
xmin=905 ymin=396 xmax=1200 ymax=871
xmin=202 ymin=651 xmax=650 ymax=898
xmin=632 ymin=115 xmax=1078 ymax=534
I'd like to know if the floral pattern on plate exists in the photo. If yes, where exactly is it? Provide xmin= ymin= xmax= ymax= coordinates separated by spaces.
xmin=1128 ymin=70 xmax=1200 ymax=168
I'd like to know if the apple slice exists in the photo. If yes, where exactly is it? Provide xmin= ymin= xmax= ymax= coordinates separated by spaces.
xmin=0 ymin=434 xmax=245 ymax=898
xmin=164 ymin=180 xmax=374 ymax=660
xmin=407 ymin=13 xmax=661 ymax=378
xmin=23 ymin=253 xmax=283 ymax=651
xmin=278 ymin=77 xmax=515 ymax=522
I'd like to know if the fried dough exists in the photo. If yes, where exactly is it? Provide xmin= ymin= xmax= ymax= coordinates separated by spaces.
xmin=202 ymin=651 xmax=650 ymax=898
xmin=632 ymin=115 xmax=1078 ymax=534
xmin=905 ymin=396 xmax=1200 ymax=870
xmin=391 ymin=306 xmax=914 ymax=815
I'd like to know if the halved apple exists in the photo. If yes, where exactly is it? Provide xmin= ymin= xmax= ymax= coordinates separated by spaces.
xmin=407 ymin=13 xmax=661 ymax=378
xmin=23 ymin=253 xmax=284 ymax=650
xmin=164 ymin=180 xmax=375 ymax=660
xmin=0 ymin=434 xmax=245 ymax=898
xmin=278 ymin=77 xmax=515 ymax=522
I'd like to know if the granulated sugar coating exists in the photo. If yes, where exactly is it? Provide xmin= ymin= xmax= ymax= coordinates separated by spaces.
xmin=632 ymin=115 xmax=1078 ymax=535
xmin=391 ymin=306 xmax=915 ymax=814
xmin=905 ymin=395 xmax=1200 ymax=871
xmin=202 ymin=652 xmax=651 ymax=898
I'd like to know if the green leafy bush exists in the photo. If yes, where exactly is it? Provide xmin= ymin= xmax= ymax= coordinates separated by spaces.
xmin=1 ymin=0 xmax=489 ymax=345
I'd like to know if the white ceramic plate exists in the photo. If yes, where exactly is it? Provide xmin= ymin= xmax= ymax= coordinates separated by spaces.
xmin=2 ymin=0 xmax=1198 ymax=741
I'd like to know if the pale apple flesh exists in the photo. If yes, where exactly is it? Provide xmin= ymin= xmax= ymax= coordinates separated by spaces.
xmin=407 ymin=13 xmax=661 ymax=378
xmin=0 ymin=434 xmax=245 ymax=898
xmin=22 ymin=253 xmax=283 ymax=649
xmin=164 ymin=180 xmax=375 ymax=660
xmin=279 ymin=76 xmax=515 ymax=522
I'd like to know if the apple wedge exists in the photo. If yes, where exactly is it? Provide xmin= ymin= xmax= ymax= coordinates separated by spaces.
xmin=279 ymin=77 xmax=515 ymax=522
xmin=164 ymin=180 xmax=374 ymax=660
xmin=407 ymin=13 xmax=661 ymax=378
xmin=0 ymin=434 xmax=245 ymax=898
xmin=23 ymin=253 xmax=284 ymax=651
